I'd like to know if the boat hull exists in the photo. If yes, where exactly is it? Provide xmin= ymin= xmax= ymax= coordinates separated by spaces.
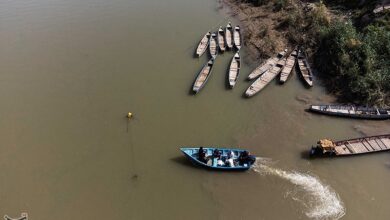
xmin=309 ymin=105 xmax=390 ymax=120
xmin=180 ymin=147 xmax=255 ymax=171
xmin=310 ymin=134 xmax=390 ymax=157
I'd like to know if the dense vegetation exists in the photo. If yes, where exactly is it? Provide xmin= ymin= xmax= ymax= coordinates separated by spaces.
xmin=244 ymin=0 xmax=390 ymax=106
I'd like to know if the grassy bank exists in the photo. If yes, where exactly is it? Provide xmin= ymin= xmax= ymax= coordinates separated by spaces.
xmin=229 ymin=0 xmax=390 ymax=106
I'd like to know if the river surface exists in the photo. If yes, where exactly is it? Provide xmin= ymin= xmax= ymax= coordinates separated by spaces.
xmin=1 ymin=0 xmax=390 ymax=219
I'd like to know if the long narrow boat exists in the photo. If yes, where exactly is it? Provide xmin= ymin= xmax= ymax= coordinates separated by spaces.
xmin=247 ymin=49 xmax=287 ymax=80
xmin=310 ymin=134 xmax=390 ymax=157
xmin=279 ymin=48 xmax=297 ymax=83
xmin=228 ymin=52 xmax=240 ymax=88
xmin=180 ymin=147 xmax=256 ymax=171
xmin=209 ymin=33 xmax=218 ymax=59
xmin=217 ymin=26 xmax=226 ymax=52
xmin=233 ymin=25 xmax=241 ymax=50
xmin=245 ymin=59 xmax=286 ymax=97
xmin=297 ymin=49 xmax=313 ymax=87
xmin=225 ymin=22 xmax=233 ymax=50
xmin=195 ymin=32 xmax=211 ymax=57
xmin=192 ymin=59 xmax=214 ymax=94
xmin=309 ymin=105 xmax=390 ymax=119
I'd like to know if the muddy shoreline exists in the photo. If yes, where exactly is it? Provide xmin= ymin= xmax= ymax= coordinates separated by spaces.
xmin=220 ymin=0 xmax=293 ymax=62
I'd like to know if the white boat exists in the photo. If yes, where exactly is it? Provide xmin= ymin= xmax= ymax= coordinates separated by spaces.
xmin=195 ymin=32 xmax=211 ymax=57
xmin=209 ymin=33 xmax=218 ymax=59
xmin=245 ymin=59 xmax=286 ymax=97
xmin=297 ymin=49 xmax=313 ymax=87
xmin=225 ymin=22 xmax=233 ymax=50
xmin=233 ymin=25 xmax=241 ymax=50
xmin=279 ymin=48 xmax=297 ymax=83
xmin=228 ymin=52 xmax=240 ymax=88
xmin=193 ymin=59 xmax=215 ymax=94
xmin=247 ymin=49 xmax=287 ymax=80
xmin=217 ymin=26 xmax=226 ymax=52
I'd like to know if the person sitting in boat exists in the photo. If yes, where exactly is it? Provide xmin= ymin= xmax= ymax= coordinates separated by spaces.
xmin=225 ymin=151 xmax=235 ymax=167
xmin=238 ymin=150 xmax=255 ymax=166
xmin=212 ymin=149 xmax=224 ymax=166
xmin=198 ymin=147 xmax=207 ymax=163
xmin=213 ymin=149 xmax=222 ymax=159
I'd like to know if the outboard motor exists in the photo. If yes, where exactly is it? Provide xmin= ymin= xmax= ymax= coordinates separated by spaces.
xmin=248 ymin=155 xmax=256 ymax=164
xmin=309 ymin=146 xmax=321 ymax=157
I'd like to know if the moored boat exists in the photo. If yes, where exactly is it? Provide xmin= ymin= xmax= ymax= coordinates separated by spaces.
xmin=195 ymin=32 xmax=211 ymax=57
xmin=297 ymin=49 xmax=313 ymax=87
xmin=225 ymin=22 xmax=233 ymax=50
xmin=245 ymin=59 xmax=286 ymax=97
xmin=279 ymin=48 xmax=297 ymax=83
xmin=309 ymin=105 xmax=390 ymax=119
xmin=193 ymin=59 xmax=214 ymax=93
xmin=209 ymin=33 xmax=218 ymax=59
xmin=228 ymin=52 xmax=240 ymax=88
xmin=233 ymin=25 xmax=241 ymax=50
xmin=310 ymin=134 xmax=390 ymax=157
xmin=180 ymin=147 xmax=256 ymax=171
xmin=217 ymin=26 xmax=226 ymax=52
xmin=247 ymin=49 xmax=287 ymax=80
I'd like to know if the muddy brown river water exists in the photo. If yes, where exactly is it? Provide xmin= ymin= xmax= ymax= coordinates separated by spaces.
xmin=0 ymin=0 xmax=390 ymax=219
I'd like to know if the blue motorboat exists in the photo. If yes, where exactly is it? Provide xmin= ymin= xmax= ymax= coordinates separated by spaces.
xmin=180 ymin=147 xmax=256 ymax=171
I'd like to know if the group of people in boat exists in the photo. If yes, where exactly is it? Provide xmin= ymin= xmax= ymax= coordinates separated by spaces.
xmin=197 ymin=147 xmax=255 ymax=167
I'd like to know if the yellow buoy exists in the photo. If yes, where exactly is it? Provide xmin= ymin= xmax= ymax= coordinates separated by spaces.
xmin=127 ymin=112 xmax=133 ymax=119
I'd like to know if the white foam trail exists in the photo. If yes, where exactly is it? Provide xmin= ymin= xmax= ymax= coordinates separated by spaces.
xmin=253 ymin=157 xmax=345 ymax=220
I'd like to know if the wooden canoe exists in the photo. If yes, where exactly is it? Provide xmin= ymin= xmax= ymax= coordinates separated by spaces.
xmin=297 ymin=49 xmax=313 ymax=87
xmin=225 ymin=22 xmax=233 ymax=50
xmin=245 ymin=59 xmax=286 ymax=97
xmin=209 ymin=33 xmax=218 ymax=59
xmin=217 ymin=26 xmax=226 ymax=52
xmin=310 ymin=134 xmax=390 ymax=157
xmin=180 ymin=147 xmax=256 ymax=171
xmin=228 ymin=52 xmax=241 ymax=88
xmin=247 ymin=49 xmax=287 ymax=80
xmin=193 ymin=59 xmax=214 ymax=94
xmin=195 ymin=32 xmax=211 ymax=57
xmin=233 ymin=25 xmax=241 ymax=50
xmin=279 ymin=48 xmax=297 ymax=83
xmin=309 ymin=105 xmax=390 ymax=120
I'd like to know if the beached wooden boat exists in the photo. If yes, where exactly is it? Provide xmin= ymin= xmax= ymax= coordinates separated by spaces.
xmin=209 ymin=33 xmax=218 ymax=59
xmin=279 ymin=48 xmax=297 ymax=83
xmin=247 ymin=49 xmax=287 ymax=80
xmin=195 ymin=32 xmax=211 ymax=57
xmin=245 ymin=59 xmax=286 ymax=97
xmin=233 ymin=25 xmax=241 ymax=50
xmin=310 ymin=134 xmax=390 ymax=157
xmin=297 ymin=49 xmax=313 ymax=87
xmin=309 ymin=105 xmax=390 ymax=120
xmin=217 ymin=26 xmax=226 ymax=52
xmin=193 ymin=59 xmax=214 ymax=93
xmin=180 ymin=147 xmax=256 ymax=171
xmin=228 ymin=52 xmax=240 ymax=88
xmin=225 ymin=22 xmax=233 ymax=50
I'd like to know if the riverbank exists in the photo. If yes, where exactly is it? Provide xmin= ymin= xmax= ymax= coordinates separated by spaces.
xmin=221 ymin=0 xmax=390 ymax=106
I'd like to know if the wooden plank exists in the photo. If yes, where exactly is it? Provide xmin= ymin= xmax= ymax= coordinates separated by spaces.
xmin=344 ymin=143 xmax=357 ymax=154
xmin=364 ymin=139 xmax=381 ymax=151
xmin=375 ymin=138 xmax=387 ymax=149
xmin=335 ymin=146 xmax=351 ymax=155
xmin=368 ymin=139 xmax=382 ymax=150
xmin=356 ymin=142 xmax=372 ymax=152
xmin=361 ymin=141 xmax=375 ymax=151
xmin=353 ymin=143 xmax=367 ymax=153
xmin=380 ymin=138 xmax=390 ymax=148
